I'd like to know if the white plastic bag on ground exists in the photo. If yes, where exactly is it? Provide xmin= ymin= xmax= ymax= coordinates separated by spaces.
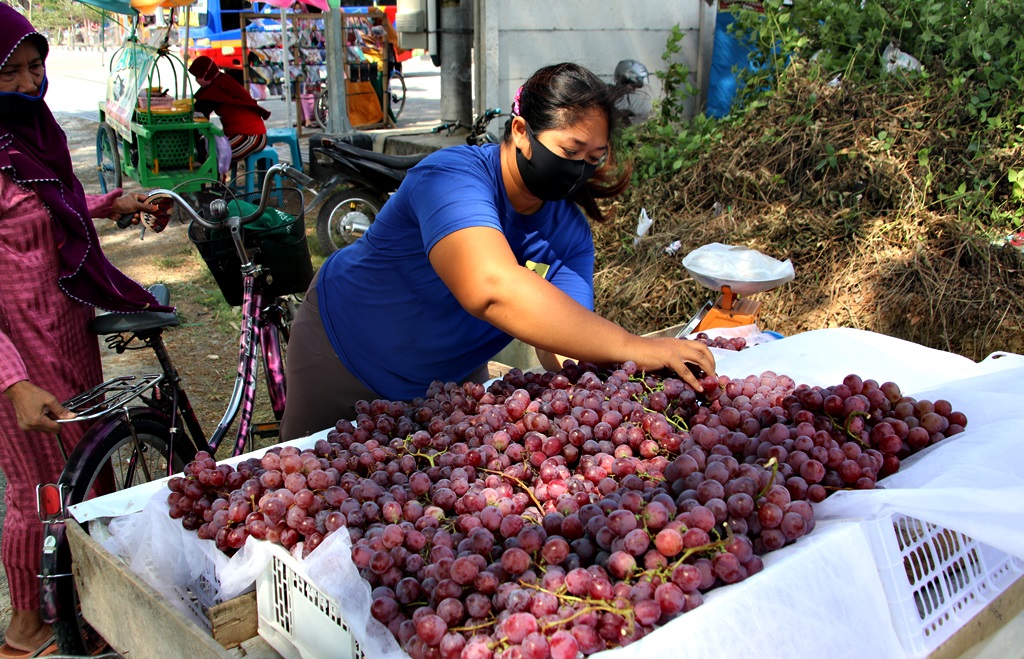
xmin=882 ymin=42 xmax=923 ymax=74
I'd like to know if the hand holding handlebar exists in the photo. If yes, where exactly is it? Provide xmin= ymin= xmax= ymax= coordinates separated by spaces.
xmin=144 ymin=164 xmax=315 ymax=229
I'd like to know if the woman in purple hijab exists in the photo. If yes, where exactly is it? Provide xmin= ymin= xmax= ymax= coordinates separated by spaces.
xmin=0 ymin=6 xmax=172 ymax=655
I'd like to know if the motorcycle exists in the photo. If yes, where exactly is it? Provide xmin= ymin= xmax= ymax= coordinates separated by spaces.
xmin=309 ymin=138 xmax=428 ymax=255
xmin=308 ymin=108 xmax=505 ymax=256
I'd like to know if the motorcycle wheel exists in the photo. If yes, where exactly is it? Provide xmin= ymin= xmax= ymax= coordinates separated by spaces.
xmin=316 ymin=189 xmax=384 ymax=255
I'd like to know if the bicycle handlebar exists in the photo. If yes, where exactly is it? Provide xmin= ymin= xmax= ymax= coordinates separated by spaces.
xmin=145 ymin=163 xmax=314 ymax=230
xmin=431 ymin=108 xmax=504 ymax=139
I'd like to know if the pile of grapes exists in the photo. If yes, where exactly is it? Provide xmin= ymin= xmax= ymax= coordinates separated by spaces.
xmin=692 ymin=333 xmax=748 ymax=351
xmin=166 ymin=363 xmax=966 ymax=659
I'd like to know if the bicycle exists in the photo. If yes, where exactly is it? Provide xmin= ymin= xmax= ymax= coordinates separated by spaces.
xmin=431 ymin=107 xmax=505 ymax=146
xmin=36 ymin=163 xmax=316 ymax=656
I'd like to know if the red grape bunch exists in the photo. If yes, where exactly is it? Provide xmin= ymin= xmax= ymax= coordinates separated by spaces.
xmin=692 ymin=332 xmax=747 ymax=351
xmin=165 ymin=361 xmax=967 ymax=659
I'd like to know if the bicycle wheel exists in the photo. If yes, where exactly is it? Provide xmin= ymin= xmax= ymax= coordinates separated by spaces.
xmin=51 ymin=417 xmax=195 ymax=655
xmin=388 ymin=70 xmax=406 ymax=120
xmin=262 ymin=299 xmax=295 ymax=421
xmin=315 ymin=88 xmax=329 ymax=131
xmin=96 ymin=123 xmax=122 ymax=194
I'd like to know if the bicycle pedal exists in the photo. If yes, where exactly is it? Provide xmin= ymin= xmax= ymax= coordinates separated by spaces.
xmin=252 ymin=421 xmax=280 ymax=438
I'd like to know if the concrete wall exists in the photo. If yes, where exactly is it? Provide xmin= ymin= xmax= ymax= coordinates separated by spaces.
xmin=472 ymin=0 xmax=716 ymax=130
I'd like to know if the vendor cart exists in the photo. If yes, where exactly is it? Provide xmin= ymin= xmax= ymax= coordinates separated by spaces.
xmin=89 ymin=0 xmax=223 ymax=194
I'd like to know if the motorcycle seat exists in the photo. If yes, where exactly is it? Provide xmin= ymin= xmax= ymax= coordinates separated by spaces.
xmin=319 ymin=139 xmax=429 ymax=171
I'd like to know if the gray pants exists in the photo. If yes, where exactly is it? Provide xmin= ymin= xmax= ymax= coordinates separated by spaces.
xmin=280 ymin=272 xmax=493 ymax=440
xmin=279 ymin=271 xmax=378 ymax=440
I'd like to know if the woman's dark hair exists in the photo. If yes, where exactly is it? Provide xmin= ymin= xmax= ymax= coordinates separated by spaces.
xmin=503 ymin=62 xmax=633 ymax=222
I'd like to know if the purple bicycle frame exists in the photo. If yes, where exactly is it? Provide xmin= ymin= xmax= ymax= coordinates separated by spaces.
xmin=206 ymin=272 xmax=287 ymax=457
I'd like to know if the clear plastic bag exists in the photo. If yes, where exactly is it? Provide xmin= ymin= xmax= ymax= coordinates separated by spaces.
xmin=682 ymin=242 xmax=795 ymax=294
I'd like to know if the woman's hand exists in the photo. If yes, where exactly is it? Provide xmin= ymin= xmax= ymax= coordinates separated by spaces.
xmin=4 ymin=380 xmax=74 ymax=434
xmin=624 ymin=336 xmax=718 ymax=392
xmin=110 ymin=192 xmax=158 ymax=225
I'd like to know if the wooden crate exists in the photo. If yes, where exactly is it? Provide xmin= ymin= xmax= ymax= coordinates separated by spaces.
xmin=66 ymin=519 xmax=277 ymax=658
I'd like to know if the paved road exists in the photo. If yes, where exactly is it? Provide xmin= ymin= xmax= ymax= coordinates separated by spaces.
xmin=0 ymin=42 xmax=442 ymax=639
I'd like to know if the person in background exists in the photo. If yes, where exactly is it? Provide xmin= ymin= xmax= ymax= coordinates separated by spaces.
xmin=188 ymin=55 xmax=270 ymax=170
xmin=368 ymin=5 xmax=406 ymax=77
xmin=0 ymin=7 xmax=171 ymax=656
xmin=280 ymin=62 xmax=716 ymax=440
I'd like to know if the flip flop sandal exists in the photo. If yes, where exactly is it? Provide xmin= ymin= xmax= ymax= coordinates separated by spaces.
xmin=0 ymin=638 xmax=58 ymax=658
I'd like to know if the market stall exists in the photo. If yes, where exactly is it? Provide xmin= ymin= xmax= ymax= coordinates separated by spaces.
xmin=85 ymin=0 xmax=225 ymax=195
xmin=238 ymin=5 xmax=400 ymax=134
xmin=62 ymin=327 xmax=1024 ymax=658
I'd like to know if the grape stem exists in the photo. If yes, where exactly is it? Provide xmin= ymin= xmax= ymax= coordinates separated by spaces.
xmin=519 ymin=581 xmax=636 ymax=635
xmin=479 ymin=467 xmax=544 ymax=512
xmin=629 ymin=373 xmax=661 ymax=394
xmin=669 ymin=412 xmax=690 ymax=431
xmin=842 ymin=411 xmax=872 ymax=447
xmin=755 ymin=457 xmax=779 ymax=500
xmin=644 ymin=535 xmax=731 ymax=582
xmin=635 ymin=469 xmax=666 ymax=483
xmin=450 ymin=618 xmax=498 ymax=634
xmin=398 ymin=435 xmax=442 ymax=467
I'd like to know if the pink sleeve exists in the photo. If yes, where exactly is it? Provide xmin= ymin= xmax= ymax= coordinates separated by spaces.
xmin=0 ymin=332 xmax=29 ymax=393
xmin=0 ymin=175 xmax=29 ymax=391
xmin=85 ymin=188 xmax=123 ymax=220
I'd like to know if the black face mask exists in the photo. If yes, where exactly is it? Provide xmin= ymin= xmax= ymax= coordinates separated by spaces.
xmin=0 ymin=76 xmax=47 ymax=123
xmin=515 ymin=121 xmax=599 ymax=202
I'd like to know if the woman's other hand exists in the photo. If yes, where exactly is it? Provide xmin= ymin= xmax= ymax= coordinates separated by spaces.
xmin=110 ymin=192 xmax=157 ymax=224
xmin=628 ymin=337 xmax=718 ymax=392
xmin=4 ymin=380 xmax=75 ymax=434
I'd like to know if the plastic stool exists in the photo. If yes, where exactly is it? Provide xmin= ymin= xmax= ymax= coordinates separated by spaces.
xmin=266 ymin=127 xmax=303 ymax=172
xmin=243 ymin=147 xmax=280 ymax=194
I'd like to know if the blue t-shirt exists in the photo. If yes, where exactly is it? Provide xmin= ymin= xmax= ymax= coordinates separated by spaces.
xmin=317 ymin=143 xmax=595 ymax=401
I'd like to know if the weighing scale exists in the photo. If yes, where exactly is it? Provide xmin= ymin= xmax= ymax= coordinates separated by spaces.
xmin=676 ymin=243 xmax=795 ymax=338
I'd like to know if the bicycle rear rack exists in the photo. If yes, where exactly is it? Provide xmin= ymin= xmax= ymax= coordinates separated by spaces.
xmin=58 ymin=374 xmax=165 ymax=423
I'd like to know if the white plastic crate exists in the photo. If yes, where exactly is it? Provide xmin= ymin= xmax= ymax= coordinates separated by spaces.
xmin=255 ymin=543 xmax=365 ymax=659
xmin=865 ymin=513 xmax=1024 ymax=658
xmin=128 ymin=533 xmax=252 ymax=635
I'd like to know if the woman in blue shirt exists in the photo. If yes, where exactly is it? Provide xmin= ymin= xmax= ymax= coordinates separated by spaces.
xmin=281 ymin=62 xmax=715 ymax=439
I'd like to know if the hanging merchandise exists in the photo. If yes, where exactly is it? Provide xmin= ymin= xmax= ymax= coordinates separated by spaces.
xmin=241 ymin=8 xmax=330 ymax=136
xmin=241 ymin=5 xmax=394 ymax=134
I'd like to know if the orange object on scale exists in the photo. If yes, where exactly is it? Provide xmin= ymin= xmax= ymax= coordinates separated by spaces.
xmin=695 ymin=285 xmax=762 ymax=332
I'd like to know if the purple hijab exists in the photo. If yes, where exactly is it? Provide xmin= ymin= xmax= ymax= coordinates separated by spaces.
xmin=0 ymin=5 xmax=171 ymax=314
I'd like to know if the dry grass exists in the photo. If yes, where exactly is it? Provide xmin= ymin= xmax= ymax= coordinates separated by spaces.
xmin=593 ymin=66 xmax=1024 ymax=360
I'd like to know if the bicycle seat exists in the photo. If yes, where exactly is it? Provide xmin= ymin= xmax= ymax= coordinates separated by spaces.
xmin=90 ymin=284 xmax=181 ymax=335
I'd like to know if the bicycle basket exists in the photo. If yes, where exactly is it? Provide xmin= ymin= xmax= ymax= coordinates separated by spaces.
xmin=188 ymin=188 xmax=313 ymax=306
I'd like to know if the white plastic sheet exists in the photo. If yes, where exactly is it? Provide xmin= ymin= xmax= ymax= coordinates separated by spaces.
xmin=86 ymin=328 xmax=1024 ymax=658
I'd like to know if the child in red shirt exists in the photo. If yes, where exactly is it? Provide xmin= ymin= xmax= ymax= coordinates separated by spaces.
xmin=189 ymin=56 xmax=270 ymax=168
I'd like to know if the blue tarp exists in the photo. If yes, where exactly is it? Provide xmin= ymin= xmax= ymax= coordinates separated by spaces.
xmin=706 ymin=11 xmax=759 ymax=119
